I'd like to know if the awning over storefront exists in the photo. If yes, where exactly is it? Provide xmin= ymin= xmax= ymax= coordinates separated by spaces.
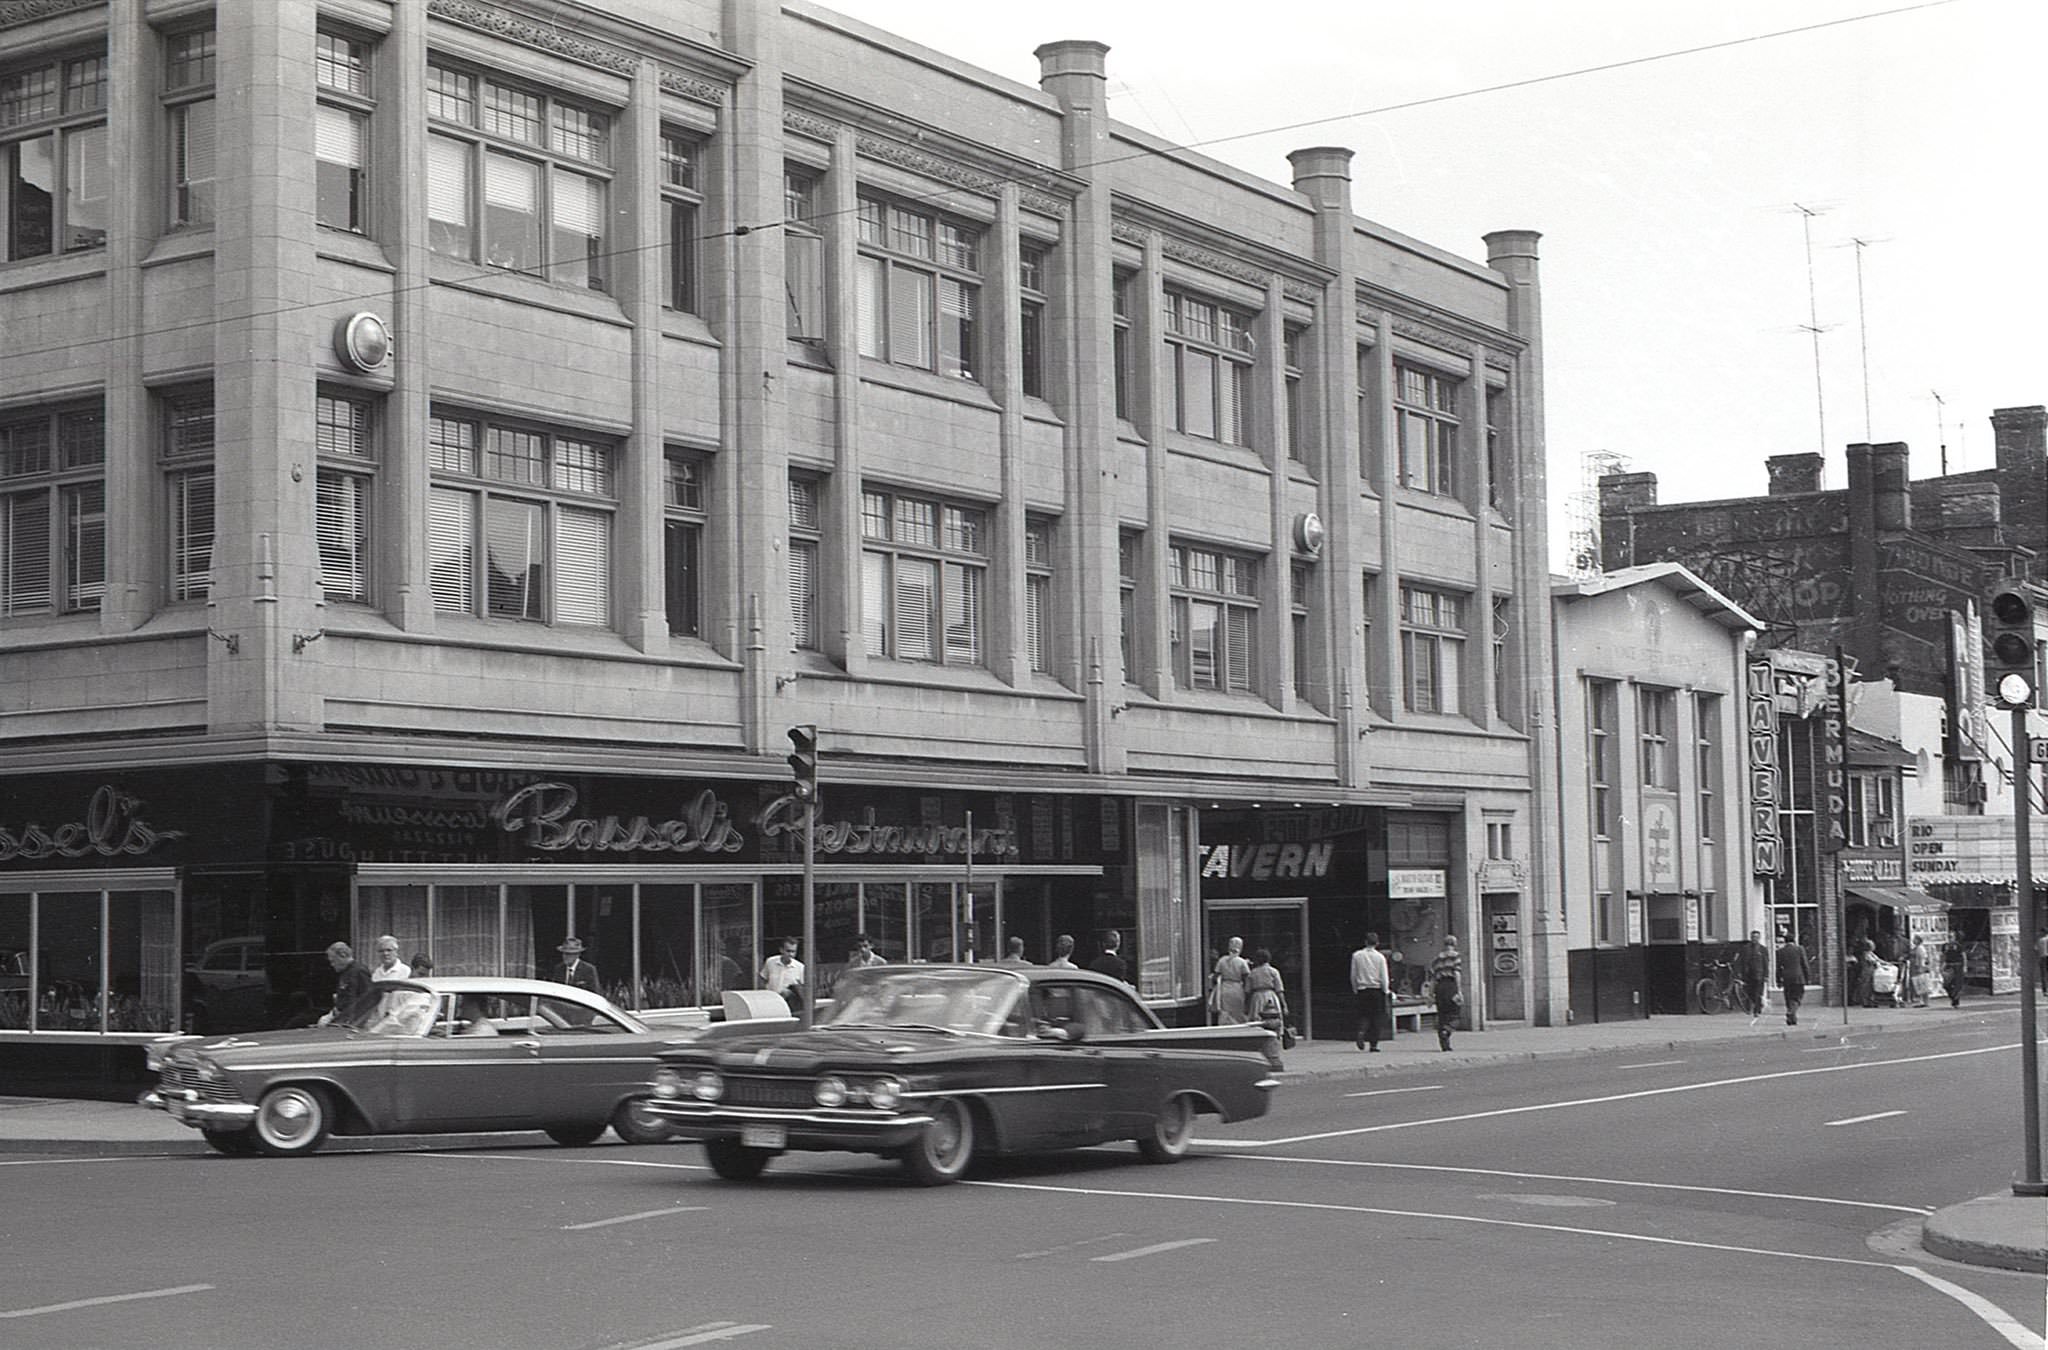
xmin=1847 ymin=886 xmax=1950 ymax=912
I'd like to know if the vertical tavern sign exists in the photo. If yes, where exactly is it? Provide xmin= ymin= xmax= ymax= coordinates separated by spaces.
xmin=1747 ymin=659 xmax=1781 ymax=875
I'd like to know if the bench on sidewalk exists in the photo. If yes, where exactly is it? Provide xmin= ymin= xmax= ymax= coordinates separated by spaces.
xmin=1392 ymin=999 xmax=1436 ymax=1033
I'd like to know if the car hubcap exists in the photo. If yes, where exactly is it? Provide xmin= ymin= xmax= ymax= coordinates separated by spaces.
xmin=264 ymin=1094 xmax=312 ymax=1142
xmin=930 ymin=1105 xmax=964 ymax=1164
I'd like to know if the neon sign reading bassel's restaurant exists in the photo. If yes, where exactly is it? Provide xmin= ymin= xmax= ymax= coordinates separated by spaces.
xmin=491 ymin=782 xmax=745 ymax=854
xmin=757 ymin=794 xmax=1019 ymax=859
xmin=0 ymin=785 xmax=187 ymax=861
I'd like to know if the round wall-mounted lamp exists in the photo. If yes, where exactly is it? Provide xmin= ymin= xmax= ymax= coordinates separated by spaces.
xmin=333 ymin=311 xmax=392 ymax=373
xmin=1293 ymin=512 xmax=1326 ymax=556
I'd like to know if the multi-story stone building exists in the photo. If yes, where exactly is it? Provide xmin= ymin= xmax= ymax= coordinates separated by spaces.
xmin=0 ymin=0 xmax=1556 ymax=1093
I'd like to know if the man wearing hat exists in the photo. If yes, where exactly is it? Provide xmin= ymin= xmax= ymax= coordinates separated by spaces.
xmin=553 ymin=936 xmax=601 ymax=995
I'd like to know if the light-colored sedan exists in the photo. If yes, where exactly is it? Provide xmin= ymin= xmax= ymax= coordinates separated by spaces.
xmin=142 ymin=976 xmax=688 ymax=1156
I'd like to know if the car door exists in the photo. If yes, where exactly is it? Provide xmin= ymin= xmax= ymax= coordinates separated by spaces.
xmin=1015 ymin=981 xmax=1129 ymax=1147
xmin=399 ymin=993 xmax=540 ymax=1128
xmin=1067 ymin=985 xmax=1162 ymax=1136
xmin=529 ymin=993 xmax=647 ymax=1126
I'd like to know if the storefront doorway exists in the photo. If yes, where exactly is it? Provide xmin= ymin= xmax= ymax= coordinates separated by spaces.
xmin=1206 ymin=901 xmax=1309 ymax=1039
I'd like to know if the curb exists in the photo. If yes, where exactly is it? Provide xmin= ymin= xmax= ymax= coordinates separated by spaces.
xmin=1921 ymin=1196 xmax=2048 ymax=1274
xmin=0 ymin=1130 xmax=560 ymax=1159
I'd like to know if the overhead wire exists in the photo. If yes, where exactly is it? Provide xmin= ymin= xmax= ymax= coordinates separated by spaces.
xmin=0 ymin=0 xmax=1956 ymax=372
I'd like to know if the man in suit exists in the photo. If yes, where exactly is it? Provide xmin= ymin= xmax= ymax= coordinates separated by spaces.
xmin=553 ymin=937 xmax=601 ymax=994
xmin=1776 ymin=933 xmax=1812 ymax=1026
xmin=320 ymin=942 xmax=372 ymax=1025
xmin=1087 ymin=930 xmax=1129 ymax=984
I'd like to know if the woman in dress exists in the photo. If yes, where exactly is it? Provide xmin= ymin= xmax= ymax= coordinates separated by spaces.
xmin=1210 ymin=936 xmax=1251 ymax=1025
xmin=1245 ymin=948 xmax=1287 ymax=1039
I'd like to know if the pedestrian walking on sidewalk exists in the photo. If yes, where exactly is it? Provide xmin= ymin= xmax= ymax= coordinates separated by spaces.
xmin=1246 ymin=949 xmax=1288 ymax=1044
xmin=1349 ymin=932 xmax=1393 ymax=1052
xmin=1734 ymin=931 xmax=1769 ymax=1020
xmin=1942 ymin=940 xmax=1966 ymax=1008
xmin=1430 ymin=935 xmax=1463 ymax=1051
xmin=1905 ymin=934 xmax=1935 ymax=1006
xmin=1776 ymin=935 xmax=1811 ymax=1026
xmin=1210 ymin=936 xmax=1250 ymax=1025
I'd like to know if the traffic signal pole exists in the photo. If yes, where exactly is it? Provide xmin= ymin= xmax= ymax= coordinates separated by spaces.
xmin=787 ymin=726 xmax=819 ymax=1030
xmin=2013 ymin=706 xmax=2043 ymax=1196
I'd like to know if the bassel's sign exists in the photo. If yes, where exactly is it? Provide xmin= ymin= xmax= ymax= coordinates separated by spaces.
xmin=0 ymin=785 xmax=187 ymax=862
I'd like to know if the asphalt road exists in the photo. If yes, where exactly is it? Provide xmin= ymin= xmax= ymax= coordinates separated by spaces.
xmin=4 ymin=1013 xmax=2043 ymax=1350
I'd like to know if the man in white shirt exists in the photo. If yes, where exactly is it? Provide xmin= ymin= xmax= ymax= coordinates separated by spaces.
xmin=370 ymin=935 xmax=411 ymax=981
xmin=761 ymin=937 xmax=805 ymax=1013
xmin=1349 ymin=932 xmax=1392 ymax=1052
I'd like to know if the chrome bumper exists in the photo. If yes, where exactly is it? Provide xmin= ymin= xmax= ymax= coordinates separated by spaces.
xmin=139 ymin=1088 xmax=258 ymax=1129
xmin=642 ymin=1098 xmax=932 ymax=1149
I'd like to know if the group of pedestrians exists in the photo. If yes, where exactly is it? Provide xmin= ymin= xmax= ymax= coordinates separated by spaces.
xmin=1206 ymin=931 xmax=1466 ymax=1054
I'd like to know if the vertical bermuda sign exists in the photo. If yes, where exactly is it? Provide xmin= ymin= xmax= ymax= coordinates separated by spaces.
xmin=1747 ymin=658 xmax=1781 ymax=876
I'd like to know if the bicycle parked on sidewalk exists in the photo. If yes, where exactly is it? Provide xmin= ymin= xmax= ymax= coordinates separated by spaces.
xmin=1695 ymin=959 xmax=1747 ymax=1015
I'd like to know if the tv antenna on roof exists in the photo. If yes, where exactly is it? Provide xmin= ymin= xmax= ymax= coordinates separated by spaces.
xmin=1838 ymin=236 xmax=1889 ymax=444
xmin=1932 ymin=389 xmax=1949 ymax=476
xmin=1789 ymin=203 xmax=1835 ymax=459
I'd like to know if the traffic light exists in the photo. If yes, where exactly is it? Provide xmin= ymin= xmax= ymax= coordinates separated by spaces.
xmin=786 ymin=724 xmax=819 ymax=803
xmin=1986 ymin=582 xmax=2038 ymax=708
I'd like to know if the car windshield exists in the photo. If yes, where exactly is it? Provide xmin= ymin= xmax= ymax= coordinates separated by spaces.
xmin=823 ymin=967 xmax=1021 ymax=1036
xmin=338 ymin=984 xmax=440 ymax=1037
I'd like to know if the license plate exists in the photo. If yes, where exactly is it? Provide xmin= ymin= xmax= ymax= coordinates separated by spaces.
xmin=164 ymin=1097 xmax=191 ymax=1121
xmin=740 ymin=1124 xmax=786 ymax=1150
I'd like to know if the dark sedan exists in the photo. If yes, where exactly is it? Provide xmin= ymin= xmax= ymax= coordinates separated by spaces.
xmin=641 ymin=964 xmax=1279 ymax=1185
xmin=142 ymin=976 xmax=689 ymax=1155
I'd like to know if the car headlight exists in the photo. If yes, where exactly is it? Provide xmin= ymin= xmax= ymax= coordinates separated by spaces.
xmin=195 ymin=1057 xmax=226 ymax=1084
xmin=651 ymin=1067 xmax=684 ymax=1100
xmin=814 ymin=1076 xmax=847 ymax=1107
xmin=866 ymin=1076 xmax=904 ymax=1111
xmin=690 ymin=1071 xmax=725 ymax=1102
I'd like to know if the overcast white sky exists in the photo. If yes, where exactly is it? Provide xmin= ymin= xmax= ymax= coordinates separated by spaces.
xmin=817 ymin=0 xmax=2041 ymax=570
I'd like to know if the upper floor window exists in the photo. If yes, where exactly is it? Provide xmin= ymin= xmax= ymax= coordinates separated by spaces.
xmin=1399 ymin=584 xmax=1464 ymax=715
xmin=0 ymin=400 xmax=103 ymax=616
xmin=1 ymin=50 xmax=106 ymax=259
xmin=315 ymin=31 xmax=372 ymax=233
xmin=1118 ymin=529 xmax=1142 ymax=683
xmin=1394 ymin=362 xmax=1459 ymax=496
xmin=1492 ymin=595 xmax=1512 ymax=720
xmin=427 ymin=411 xmax=615 ymax=625
xmin=664 ymin=451 xmax=706 ymax=637
xmin=1112 ymin=272 xmax=1135 ymax=420
xmin=1846 ymin=772 xmax=1897 ymax=848
xmin=787 ymin=474 xmax=820 ymax=649
xmin=861 ymin=487 xmax=986 ymax=665
xmin=164 ymin=29 xmax=215 ymax=229
xmin=1485 ymin=818 xmax=1514 ymax=861
xmin=1166 ymin=291 xmax=1252 ymax=446
xmin=1025 ymin=516 xmax=1053 ymax=674
xmin=661 ymin=131 xmax=702 ymax=314
xmin=1291 ymin=563 xmax=1312 ymax=701
xmin=784 ymin=168 xmax=824 ymax=343
xmin=161 ymin=388 xmax=214 ymax=601
xmin=1485 ymin=385 xmax=1508 ymax=510
xmin=1283 ymin=327 xmax=1306 ymax=463
xmin=856 ymin=195 xmax=981 ymax=379
xmin=426 ymin=60 xmax=609 ymax=291
xmin=1170 ymin=543 xmax=1259 ymax=693
xmin=1020 ymin=244 xmax=1048 ymax=399
xmin=1638 ymin=686 xmax=1676 ymax=789
xmin=316 ymin=390 xmax=376 ymax=602
xmin=1587 ymin=678 xmax=1618 ymax=837
xmin=1696 ymin=693 xmax=1722 ymax=843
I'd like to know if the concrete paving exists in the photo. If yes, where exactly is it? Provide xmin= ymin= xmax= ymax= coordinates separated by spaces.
xmin=3 ymin=998 xmax=2041 ymax=1270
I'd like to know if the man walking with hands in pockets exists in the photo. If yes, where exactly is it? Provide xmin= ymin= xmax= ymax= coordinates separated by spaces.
xmin=1349 ymin=932 xmax=1393 ymax=1052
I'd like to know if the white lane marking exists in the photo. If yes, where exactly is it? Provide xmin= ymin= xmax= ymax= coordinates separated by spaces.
xmin=1017 ymin=1233 xmax=1134 ymax=1260
xmin=1091 ymin=1237 xmax=1216 ymax=1263
xmin=617 ymin=1322 xmax=773 ymax=1348
xmin=1616 ymin=1060 xmax=1686 ymax=1070
xmin=564 ymin=1205 xmax=708 ymax=1231
xmin=0 ymin=1284 xmax=214 ymax=1320
xmin=1827 ymin=1110 xmax=1908 ymax=1127
xmin=418 ymin=1153 xmax=707 ymax=1170
xmin=965 ymin=1180 xmax=1897 ymax=1270
xmin=1341 ymin=1085 xmax=1445 ymax=1099
xmin=1211 ymin=1154 xmax=1932 ymax=1216
xmin=1237 ymin=1043 xmax=2014 ymax=1147
xmin=0 ymin=1155 xmax=165 ymax=1167
xmin=1894 ymin=1264 xmax=2046 ymax=1349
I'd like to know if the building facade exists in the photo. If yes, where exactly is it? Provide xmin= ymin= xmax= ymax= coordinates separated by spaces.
xmin=1551 ymin=565 xmax=1759 ymax=1020
xmin=0 ymin=0 xmax=1555 ymax=1094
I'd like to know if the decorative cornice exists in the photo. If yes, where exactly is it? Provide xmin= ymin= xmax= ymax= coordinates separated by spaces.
xmin=1019 ymin=190 xmax=1066 ymax=219
xmin=1110 ymin=220 xmax=1148 ymax=247
xmin=784 ymin=110 xmax=838 ymax=144
xmin=856 ymin=133 xmax=999 ymax=199
xmin=0 ymin=0 xmax=96 ymax=29
xmin=659 ymin=68 xmax=725 ymax=106
xmin=427 ymin=0 xmax=635 ymax=75
xmin=1160 ymin=237 xmax=1268 ymax=291
xmin=1390 ymin=316 xmax=1466 ymax=354
xmin=1282 ymin=279 xmax=1321 ymax=305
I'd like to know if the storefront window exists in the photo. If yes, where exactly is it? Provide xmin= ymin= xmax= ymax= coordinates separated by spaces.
xmin=509 ymin=883 xmax=564 ymax=978
xmin=357 ymin=884 xmax=428 ymax=970
xmin=578 ymin=884 xmax=633 ymax=1007
xmin=814 ymin=881 xmax=862 ymax=996
xmin=861 ymin=882 xmax=907 ymax=963
xmin=698 ymin=882 xmax=753 ymax=1003
xmin=636 ymin=883 xmax=694 ymax=1009
xmin=0 ymin=893 xmax=28 ymax=1028
xmin=38 ymin=891 xmax=101 ymax=1030
xmin=912 ymin=882 xmax=955 ymax=962
xmin=109 ymin=889 xmax=176 ymax=1031
xmin=432 ymin=885 xmax=500 ymax=976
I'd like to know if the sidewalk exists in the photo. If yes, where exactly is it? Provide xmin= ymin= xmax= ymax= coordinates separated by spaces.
xmin=1 ymin=1000 xmax=2039 ymax=1271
